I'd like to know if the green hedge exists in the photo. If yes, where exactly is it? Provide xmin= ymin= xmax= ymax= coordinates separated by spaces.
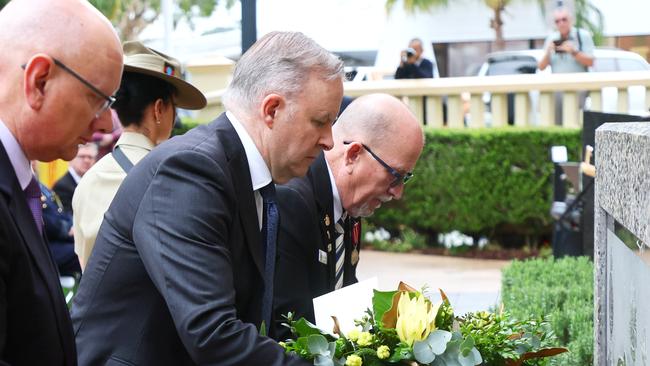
xmin=501 ymin=257 xmax=594 ymax=365
xmin=367 ymin=128 xmax=581 ymax=244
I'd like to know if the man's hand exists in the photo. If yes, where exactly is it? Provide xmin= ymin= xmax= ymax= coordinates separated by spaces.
xmin=556 ymin=40 xmax=577 ymax=56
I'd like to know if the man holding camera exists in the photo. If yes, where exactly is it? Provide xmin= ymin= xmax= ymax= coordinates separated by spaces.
xmin=539 ymin=7 xmax=594 ymax=73
xmin=395 ymin=38 xmax=434 ymax=79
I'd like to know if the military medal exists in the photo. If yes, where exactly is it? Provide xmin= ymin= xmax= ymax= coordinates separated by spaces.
xmin=352 ymin=221 xmax=360 ymax=247
xmin=324 ymin=214 xmax=330 ymax=227
xmin=351 ymin=248 xmax=359 ymax=265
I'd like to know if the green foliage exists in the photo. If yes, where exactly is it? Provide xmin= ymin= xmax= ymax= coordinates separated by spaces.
xmin=501 ymin=256 xmax=594 ymax=365
xmin=172 ymin=120 xmax=201 ymax=136
xmin=367 ymin=128 xmax=582 ymax=245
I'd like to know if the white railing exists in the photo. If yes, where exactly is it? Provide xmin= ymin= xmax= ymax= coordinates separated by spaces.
xmin=198 ymin=71 xmax=650 ymax=128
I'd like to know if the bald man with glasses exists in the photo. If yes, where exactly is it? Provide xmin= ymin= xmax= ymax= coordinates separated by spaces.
xmin=272 ymin=94 xmax=424 ymax=340
xmin=0 ymin=1 xmax=122 ymax=365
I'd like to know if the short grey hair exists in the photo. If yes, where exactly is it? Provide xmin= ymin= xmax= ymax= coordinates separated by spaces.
xmin=223 ymin=31 xmax=344 ymax=111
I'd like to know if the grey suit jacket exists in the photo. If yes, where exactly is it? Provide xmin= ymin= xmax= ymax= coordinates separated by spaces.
xmin=71 ymin=114 xmax=307 ymax=366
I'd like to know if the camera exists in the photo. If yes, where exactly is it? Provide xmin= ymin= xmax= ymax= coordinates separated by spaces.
xmin=553 ymin=39 xmax=566 ymax=53
xmin=404 ymin=47 xmax=416 ymax=58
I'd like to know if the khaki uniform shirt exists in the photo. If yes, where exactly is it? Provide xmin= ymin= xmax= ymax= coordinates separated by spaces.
xmin=73 ymin=132 xmax=154 ymax=268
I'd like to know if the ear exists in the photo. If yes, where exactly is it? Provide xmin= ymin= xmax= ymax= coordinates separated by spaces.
xmin=260 ymin=93 xmax=283 ymax=129
xmin=23 ymin=54 xmax=55 ymax=111
xmin=344 ymin=142 xmax=363 ymax=171
xmin=153 ymin=98 xmax=165 ymax=122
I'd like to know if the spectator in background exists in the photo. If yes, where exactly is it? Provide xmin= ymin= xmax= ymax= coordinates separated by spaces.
xmin=395 ymin=38 xmax=434 ymax=79
xmin=0 ymin=0 xmax=123 ymax=364
xmin=40 ymin=181 xmax=80 ymax=276
xmin=538 ymin=7 xmax=594 ymax=73
xmin=72 ymin=41 xmax=207 ymax=270
xmin=92 ymin=109 xmax=122 ymax=160
xmin=538 ymin=6 xmax=594 ymax=124
xmin=52 ymin=142 xmax=97 ymax=213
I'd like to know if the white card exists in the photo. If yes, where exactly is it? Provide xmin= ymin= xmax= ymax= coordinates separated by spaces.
xmin=318 ymin=249 xmax=328 ymax=265
xmin=313 ymin=277 xmax=378 ymax=335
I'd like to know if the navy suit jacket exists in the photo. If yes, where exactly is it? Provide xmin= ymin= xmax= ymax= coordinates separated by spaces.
xmin=71 ymin=113 xmax=307 ymax=366
xmin=0 ymin=143 xmax=76 ymax=365
xmin=272 ymin=153 xmax=360 ymax=340
xmin=52 ymin=172 xmax=76 ymax=214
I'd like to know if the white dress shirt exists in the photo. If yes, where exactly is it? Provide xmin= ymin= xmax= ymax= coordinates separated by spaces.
xmin=226 ymin=111 xmax=272 ymax=230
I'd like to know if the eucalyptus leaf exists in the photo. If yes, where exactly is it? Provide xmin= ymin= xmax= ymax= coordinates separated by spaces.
xmin=413 ymin=340 xmax=436 ymax=364
xmin=428 ymin=330 xmax=452 ymax=354
xmin=459 ymin=335 xmax=474 ymax=357
xmin=307 ymin=335 xmax=330 ymax=355
xmin=457 ymin=347 xmax=482 ymax=366
xmin=314 ymin=354 xmax=334 ymax=366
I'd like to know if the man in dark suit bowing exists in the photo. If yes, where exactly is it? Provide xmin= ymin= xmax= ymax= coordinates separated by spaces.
xmin=273 ymin=94 xmax=425 ymax=340
xmin=0 ymin=1 xmax=123 ymax=365
xmin=71 ymin=31 xmax=344 ymax=365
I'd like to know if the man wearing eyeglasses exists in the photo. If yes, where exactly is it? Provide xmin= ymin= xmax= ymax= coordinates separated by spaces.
xmin=272 ymin=93 xmax=424 ymax=339
xmin=0 ymin=1 xmax=122 ymax=365
xmin=539 ymin=7 xmax=594 ymax=73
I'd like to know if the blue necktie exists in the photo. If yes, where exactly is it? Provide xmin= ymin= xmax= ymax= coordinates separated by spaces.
xmin=259 ymin=183 xmax=279 ymax=332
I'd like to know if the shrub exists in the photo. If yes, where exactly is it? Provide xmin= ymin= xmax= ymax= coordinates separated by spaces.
xmin=501 ymin=256 xmax=593 ymax=365
xmin=367 ymin=128 xmax=581 ymax=246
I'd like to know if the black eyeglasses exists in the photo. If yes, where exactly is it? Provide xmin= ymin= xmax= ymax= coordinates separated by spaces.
xmin=21 ymin=58 xmax=115 ymax=119
xmin=343 ymin=141 xmax=413 ymax=187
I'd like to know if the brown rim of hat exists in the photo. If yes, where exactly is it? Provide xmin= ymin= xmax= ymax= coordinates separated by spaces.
xmin=122 ymin=41 xmax=207 ymax=110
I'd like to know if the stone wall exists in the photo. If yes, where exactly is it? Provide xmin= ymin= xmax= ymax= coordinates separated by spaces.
xmin=595 ymin=122 xmax=650 ymax=365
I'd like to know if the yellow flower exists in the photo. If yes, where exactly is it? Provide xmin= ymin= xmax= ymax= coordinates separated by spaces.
xmin=357 ymin=332 xmax=373 ymax=346
xmin=377 ymin=345 xmax=390 ymax=359
xmin=347 ymin=329 xmax=361 ymax=342
xmin=395 ymin=292 xmax=440 ymax=346
xmin=345 ymin=354 xmax=363 ymax=366
xmin=278 ymin=341 xmax=286 ymax=349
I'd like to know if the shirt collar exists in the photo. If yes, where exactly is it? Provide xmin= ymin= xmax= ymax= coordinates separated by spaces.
xmin=226 ymin=110 xmax=272 ymax=191
xmin=115 ymin=131 xmax=155 ymax=151
xmin=0 ymin=118 xmax=33 ymax=190
xmin=326 ymin=160 xmax=344 ymax=223
xmin=68 ymin=166 xmax=82 ymax=184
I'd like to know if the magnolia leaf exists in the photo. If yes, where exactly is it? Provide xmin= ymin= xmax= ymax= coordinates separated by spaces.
xmin=314 ymin=354 xmax=335 ymax=366
xmin=307 ymin=334 xmax=330 ymax=355
xmin=439 ymin=288 xmax=450 ymax=304
xmin=398 ymin=281 xmax=418 ymax=292
xmin=457 ymin=347 xmax=482 ymax=366
xmin=515 ymin=347 xmax=569 ymax=362
xmin=373 ymin=289 xmax=398 ymax=327
xmin=331 ymin=316 xmax=342 ymax=337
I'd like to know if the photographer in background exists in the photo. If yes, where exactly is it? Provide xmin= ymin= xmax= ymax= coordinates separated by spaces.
xmin=539 ymin=7 xmax=594 ymax=73
xmin=395 ymin=38 xmax=434 ymax=79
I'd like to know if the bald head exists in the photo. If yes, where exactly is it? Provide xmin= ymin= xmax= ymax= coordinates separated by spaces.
xmin=327 ymin=93 xmax=424 ymax=217
xmin=0 ymin=0 xmax=123 ymax=161
xmin=333 ymin=93 xmax=423 ymax=151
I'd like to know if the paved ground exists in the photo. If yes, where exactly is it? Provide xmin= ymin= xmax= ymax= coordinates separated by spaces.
xmin=356 ymin=250 xmax=511 ymax=315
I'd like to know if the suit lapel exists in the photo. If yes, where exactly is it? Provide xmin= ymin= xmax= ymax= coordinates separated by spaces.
xmin=216 ymin=114 xmax=264 ymax=276
xmin=0 ymin=142 xmax=74 ymax=361
xmin=307 ymin=153 xmax=338 ymax=290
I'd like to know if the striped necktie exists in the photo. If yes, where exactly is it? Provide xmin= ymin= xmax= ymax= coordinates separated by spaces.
xmin=334 ymin=211 xmax=348 ymax=290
